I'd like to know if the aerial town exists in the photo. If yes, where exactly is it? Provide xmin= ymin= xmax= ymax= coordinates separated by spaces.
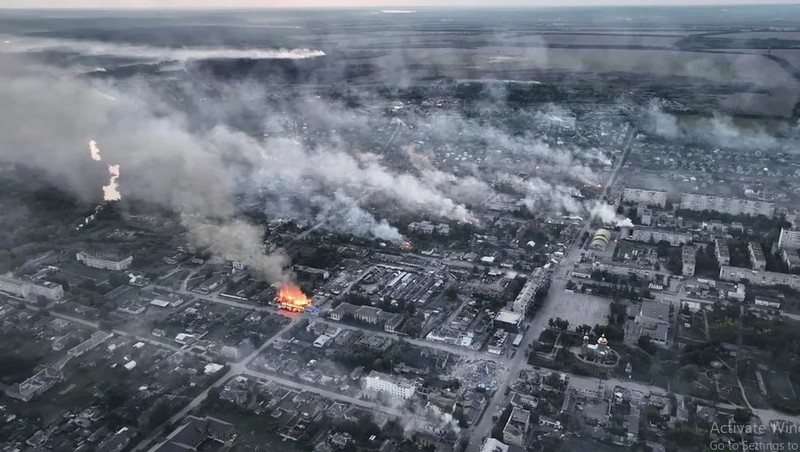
xmin=3 ymin=3 xmax=800 ymax=452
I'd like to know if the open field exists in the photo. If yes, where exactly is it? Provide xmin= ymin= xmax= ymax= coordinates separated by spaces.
xmin=710 ymin=32 xmax=800 ymax=40
xmin=545 ymin=291 xmax=611 ymax=329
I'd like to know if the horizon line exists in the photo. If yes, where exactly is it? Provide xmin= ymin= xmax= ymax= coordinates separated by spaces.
xmin=3 ymin=2 xmax=800 ymax=10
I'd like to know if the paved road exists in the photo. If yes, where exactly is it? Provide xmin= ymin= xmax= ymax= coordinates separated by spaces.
xmin=241 ymin=368 xmax=412 ymax=419
xmin=49 ymin=311 xmax=189 ymax=354
xmin=179 ymin=287 xmax=504 ymax=362
xmin=309 ymin=316 xmax=502 ymax=362
xmin=465 ymin=122 xmax=638 ymax=451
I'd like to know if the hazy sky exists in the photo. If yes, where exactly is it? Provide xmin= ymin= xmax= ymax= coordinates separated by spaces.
xmin=3 ymin=0 xmax=799 ymax=8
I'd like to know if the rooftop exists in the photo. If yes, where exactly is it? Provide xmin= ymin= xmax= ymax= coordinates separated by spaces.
xmin=640 ymin=300 xmax=670 ymax=322
xmin=495 ymin=310 xmax=523 ymax=325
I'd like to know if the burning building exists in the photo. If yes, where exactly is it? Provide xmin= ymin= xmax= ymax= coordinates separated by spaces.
xmin=276 ymin=283 xmax=312 ymax=312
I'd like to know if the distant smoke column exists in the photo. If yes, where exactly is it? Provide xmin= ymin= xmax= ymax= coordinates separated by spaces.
xmin=103 ymin=164 xmax=122 ymax=201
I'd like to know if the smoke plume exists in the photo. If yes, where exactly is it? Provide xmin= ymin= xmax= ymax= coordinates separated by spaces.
xmin=182 ymin=216 xmax=291 ymax=283
xmin=588 ymin=201 xmax=633 ymax=227
xmin=2 ymin=36 xmax=326 ymax=62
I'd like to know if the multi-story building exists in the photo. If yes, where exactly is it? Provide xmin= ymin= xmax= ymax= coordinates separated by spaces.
xmin=511 ymin=267 xmax=547 ymax=314
xmin=503 ymin=407 xmax=531 ymax=446
xmin=679 ymin=193 xmax=774 ymax=217
xmin=0 ymin=274 xmax=28 ymax=298
xmin=755 ymin=298 xmax=782 ymax=309
xmin=629 ymin=228 xmax=691 ymax=246
xmin=68 ymin=331 xmax=113 ymax=357
xmin=568 ymin=377 xmax=605 ymax=400
xmin=487 ymin=329 xmax=510 ymax=355
xmin=719 ymin=266 xmax=800 ymax=290
xmin=0 ymin=274 xmax=64 ymax=301
xmin=30 ymin=281 xmax=64 ymax=300
xmin=779 ymin=228 xmax=800 ymax=250
xmin=715 ymin=238 xmax=730 ymax=266
xmin=76 ymin=250 xmax=133 ymax=271
xmin=364 ymin=371 xmax=415 ymax=399
xmin=782 ymin=249 xmax=800 ymax=270
xmin=293 ymin=265 xmax=330 ymax=281
xmin=329 ymin=303 xmax=404 ymax=333
xmin=4 ymin=367 xmax=63 ymax=402
xmin=622 ymin=188 xmax=667 ymax=208
xmin=640 ymin=208 xmax=653 ymax=226
xmin=592 ymin=260 xmax=662 ymax=282
xmin=682 ymin=246 xmax=696 ymax=276
xmin=749 ymin=242 xmax=767 ymax=271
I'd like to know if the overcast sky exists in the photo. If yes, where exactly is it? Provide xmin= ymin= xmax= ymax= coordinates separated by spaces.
xmin=3 ymin=0 xmax=799 ymax=8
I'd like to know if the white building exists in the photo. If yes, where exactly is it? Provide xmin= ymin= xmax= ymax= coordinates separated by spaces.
xmin=479 ymin=438 xmax=509 ymax=452
xmin=680 ymin=193 xmax=774 ymax=217
xmin=779 ymin=228 xmax=800 ymax=250
xmin=0 ymin=275 xmax=26 ymax=298
xmin=749 ymin=242 xmax=767 ymax=271
xmin=755 ymin=298 xmax=781 ymax=309
xmin=494 ymin=310 xmax=523 ymax=330
xmin=31 ymin=281 xmax=65 ymax=301
xmin=503 ymin=407 xmax=531 ymax=446
xmin=364 ymin=371 xmax=415 ymax=399
xmin=629 ymin=228 xmax=691 ymax=246
xmin=682 ymin=246 xmax=696 ymax=277
xmin=728 ymin=283 xmax=746 ymax=302
xmin=511 ymin=268 xmax=547 ymax=314
xmin=0 ymin=274 xmax=64 ymax=301
xmin=76 ymin=251 xmax=133 ymax=271
xmin=623 ymin=188 xmax=667 ymax=207
xmin=783 ymin=249 xmax=800 ymax=270
xmin=715 ymin=238 xmax=730 ymax=266
xmin=592 ymin=260 xmax=661 ymax=282
xmin=719 ymin=266 xmax=800 ymax=290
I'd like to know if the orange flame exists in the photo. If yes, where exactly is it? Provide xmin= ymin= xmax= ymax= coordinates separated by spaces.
xmin=277 ymin=283 xmax=312 ymax=312
xmin=400 ymin=241 xmax=413 ymax=251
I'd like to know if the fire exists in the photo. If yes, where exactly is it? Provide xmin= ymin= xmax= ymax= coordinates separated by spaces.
xmin=89 ymin=139 xmax=102 ymax=161
xmin=89 ymin=139 xmax=121 ymax=202
xmin=400 ymin=241 xmax=413 ymax=251
xmin=276 ymin=283 xmax=312 ymax=312
xmin=103 ymin=164 xmax=122 ymax=201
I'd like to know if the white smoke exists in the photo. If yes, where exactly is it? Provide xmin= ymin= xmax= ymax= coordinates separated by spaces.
xmin=588 ymin=201 xmax=633 ymax=227
xmin=0 ymin=35 xmax=326 ymax=61
xmin=207 ymin=129 xmax=478 ymax=224
xmin=641 ymin=99 xmax=786 ymax=150
xmin=499 ymin=173 xmax=584 ymax=214
xmin=315 ymin=192 xmax=404 ymax=243
xmin=404 ymin=146 xmax=495 ymax=206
